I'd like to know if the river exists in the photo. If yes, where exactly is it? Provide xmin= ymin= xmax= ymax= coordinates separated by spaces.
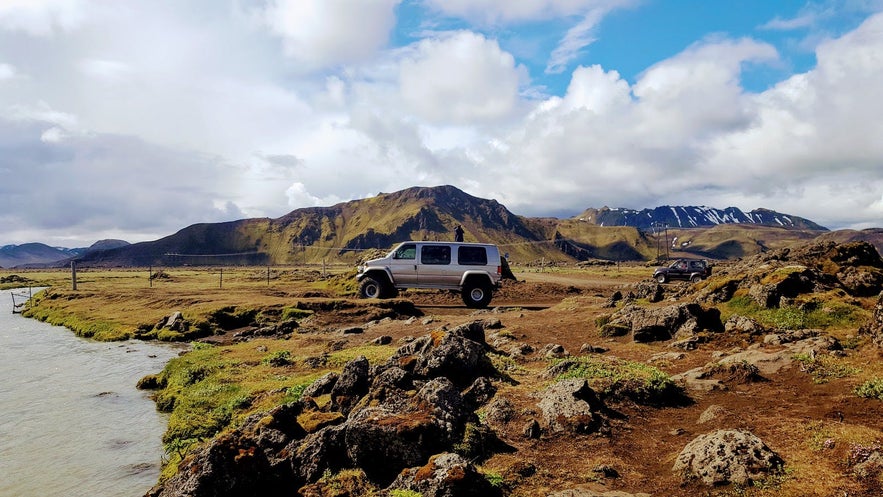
xmin=0 ymin=289 xmax=184 ymax=497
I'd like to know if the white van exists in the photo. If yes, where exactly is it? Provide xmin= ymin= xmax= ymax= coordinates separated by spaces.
xmin=356 ymin=241 xmax=503 ymax=308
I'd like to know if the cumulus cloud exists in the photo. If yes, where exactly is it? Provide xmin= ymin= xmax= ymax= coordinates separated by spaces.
xmin=399 ymin=31 xmax=525 ymax=123
xmin=258 ymin=0 xmax=400 ymax=70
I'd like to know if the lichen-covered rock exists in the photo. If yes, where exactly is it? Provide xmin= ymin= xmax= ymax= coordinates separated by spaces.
xmin=297 ymin=468 xmax=377 ymax=497
xmin=606 ymin=303 xmax=723 ymax=343
xmin=724 ymin=315 xmax=766 ymax=335
xmin=302 ymin=372 xmax=338 ymax=399
xmin=537 ymin=378 xmax=604 ymax=434
xmin=483 ymin=396 xmax=515 ymax=426
xmin=147 ymin=402 xmax=308 ymax=497
xmin=859 ymin=291 xmax=883 ymax=348
xmin=289 ymin=424 xmax=349 ymax=484
xmin=344 ymin=378 xmax=472 ymax=485
xmin=330 ymin=356 xmax=370 ymax=415
xmin=672 ymin=429 xmax=784 ymax=486
xmin=462 ymin=376 xmax=497 ymax=409
xmin=628 ymin=281 xmax=664 ymax=303
xmin=385 ymin=322 xmax=494 ymax=386
xmin=548 ymin=489 xmax=651 ymax=497
xmin=387 ymin=452 xmax=501 ymax=497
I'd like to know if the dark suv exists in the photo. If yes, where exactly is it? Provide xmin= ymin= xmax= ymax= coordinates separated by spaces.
xmin=652 ymin=259 xmax=711 ymax=283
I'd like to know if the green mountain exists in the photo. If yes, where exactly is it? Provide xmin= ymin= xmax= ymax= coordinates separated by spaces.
xmin=43 ymin=185 xmax=837 ymax=268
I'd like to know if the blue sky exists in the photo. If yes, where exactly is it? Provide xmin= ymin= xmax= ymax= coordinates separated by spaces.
xmin=1 ymin=0 xmax=883 ymax=246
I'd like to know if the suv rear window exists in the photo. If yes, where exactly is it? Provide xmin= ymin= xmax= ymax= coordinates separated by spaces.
xmin=421 ymin=245 xmax=451 ymax=265
xmin=458 ymin=246 xmax=487 ymax=265
xmin=689 ymin=260 xmax=706 ymax=270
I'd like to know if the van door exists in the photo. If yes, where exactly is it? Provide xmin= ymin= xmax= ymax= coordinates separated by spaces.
xmin=418 ymin=244 xmax=452 ymax=286
xmin=388 ymin=243 xmax=418 ymax=285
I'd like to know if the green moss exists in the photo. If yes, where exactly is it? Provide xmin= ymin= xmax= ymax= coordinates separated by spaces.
xmin=281 ymin=306 xmax=313 ymax=321
xmin=724 ymin=295 xmax=866 ymax=331
xmin=553 ymin=355 xmax=681 ymax=405
xmin=389 ymin=490 xmax=423 ymax=497
xmin=23 ymin=303 xmax=131 ymax=341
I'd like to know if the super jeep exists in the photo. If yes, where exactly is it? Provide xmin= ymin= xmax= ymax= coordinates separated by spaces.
xmin=652 ymin=258 xmax=711 ymax=283
xmin=356 ymin=241 xmax=503 ymax=308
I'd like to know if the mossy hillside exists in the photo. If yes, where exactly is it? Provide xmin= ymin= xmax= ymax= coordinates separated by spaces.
xmin=17 ymin=268 xmax=332 ymax=341
xmin=554 ymin=221 xmax=656 ymax=261
xmin=664 ymin=224 xmax=822 ymax=260
xmin=149 ymin=338 xmax=397 ymax=479
xmin=722 ymin=293 xmax=869 ymax=333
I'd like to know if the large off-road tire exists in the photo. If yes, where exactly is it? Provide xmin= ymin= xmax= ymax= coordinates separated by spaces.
xmin=656 ymin=273 xmax=667 ymax=284
xmin=461 ymin=280 xmax=493 ymax=309
xmin=359 ymin=276 xmax=386 ymax=299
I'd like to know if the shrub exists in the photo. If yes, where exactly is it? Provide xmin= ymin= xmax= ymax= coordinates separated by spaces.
xmin=262 ymin=350 xmax=292 ymax=367
xmin=793 ymin=353 xmax=860 ymax=384
xmin=855 ymin=377 xmax=883 ymax=400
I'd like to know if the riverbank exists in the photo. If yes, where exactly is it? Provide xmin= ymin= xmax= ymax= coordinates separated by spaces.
xmin=10 ymin=247 xmax=883 ymax=496
xmin=0 ymin=289 xmax=184 ymax=497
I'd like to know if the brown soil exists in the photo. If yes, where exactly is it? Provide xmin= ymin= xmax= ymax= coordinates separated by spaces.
xmin=285 ymin=269 xmax=883 ymax=497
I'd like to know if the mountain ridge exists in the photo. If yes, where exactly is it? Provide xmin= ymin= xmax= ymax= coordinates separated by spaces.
xmin=578 ymin=205 xmax=827 ymax=230
xmin=1 ymin=186 xmax=852 ymax=268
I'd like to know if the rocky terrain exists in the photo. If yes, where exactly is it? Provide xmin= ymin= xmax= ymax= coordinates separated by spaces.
xmin=134 ymin=240 xmax=883 ymax=496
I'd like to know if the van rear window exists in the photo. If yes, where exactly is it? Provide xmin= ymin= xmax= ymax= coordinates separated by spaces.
xmin=421 ymin=245 xmax=451 ymax=265
xmin=458 ymin=246 xmax=487 ymax=265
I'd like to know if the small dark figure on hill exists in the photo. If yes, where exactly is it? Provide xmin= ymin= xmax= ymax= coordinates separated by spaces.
xmin=454 ymin=225 xmax=464 ymax=242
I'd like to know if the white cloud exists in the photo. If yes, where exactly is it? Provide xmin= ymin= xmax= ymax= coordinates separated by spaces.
xmin=0 ymin=0 xmax=86 ymax=36
xmin=545 ymin=8 xmax=606 ymax=74
xmin=2 ymin=1 xmax=883 ymax=247
xmin=424 ymin=0 xmax=632 ymax=24
xmin=0 ymin=62 xmax=16 ymax=80
xmin=399 ymin=31 xmax=525 ymax=123
xmin=285 ymin=182 xmax=343 ymax=209
xmin=258 ymin=0 xmax=400 ymax=70
xmin=78 ymin=59 xmax=133 ymax=83
xmin=0 ymin=115 xmax=244 ymax=244
xmin=40 ymin=126 xmax=65 ymax=143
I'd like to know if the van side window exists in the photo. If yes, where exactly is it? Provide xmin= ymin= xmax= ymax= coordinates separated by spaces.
xmin=421 ymin=245 xmax=451 ymax=265
xmin=394 ymin=244 xmax=416 ymax=260
xmin=458 ymin=246 xmax=487 ymax=265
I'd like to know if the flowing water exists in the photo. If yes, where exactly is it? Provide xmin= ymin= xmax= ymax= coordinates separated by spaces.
xmin=0 ymin=289 xmax=184 ymax=497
